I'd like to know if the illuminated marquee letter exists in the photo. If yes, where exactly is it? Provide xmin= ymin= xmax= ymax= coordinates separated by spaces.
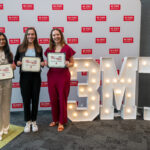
xmin=139 ymin=57 xmax=150 ymax=120
xmin=68 ymin=58 xmax=100 ymax=121
xmin=100 ymin=57 xmax=138 ymax=120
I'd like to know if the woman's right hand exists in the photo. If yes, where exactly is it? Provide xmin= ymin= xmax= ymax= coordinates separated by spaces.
xmin=44 ymin=60 xmax=48 ymax=66
xmin=11 ymin=64 xmax=16 ymax=70
xmin=17 ymin=61 xmax=22 ymax=66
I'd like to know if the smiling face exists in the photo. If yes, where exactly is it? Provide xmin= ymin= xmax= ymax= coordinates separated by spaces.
xmin=52 ymin=30 xmax=62 ymax=45
xmin=27 ymin=29 xmax=36 ymax=44
xmin=0 ymin=35 xmax=6 ymax=50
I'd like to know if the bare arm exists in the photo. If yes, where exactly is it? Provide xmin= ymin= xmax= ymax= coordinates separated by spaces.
xmin=65 ymin=56 xmax=74 ymax=68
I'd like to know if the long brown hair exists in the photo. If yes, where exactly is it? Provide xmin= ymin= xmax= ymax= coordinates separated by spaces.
xmin=19 ymin=27 xmax=41 ymax=53
xmin=49 ymin=28 xmax=66 ymax=50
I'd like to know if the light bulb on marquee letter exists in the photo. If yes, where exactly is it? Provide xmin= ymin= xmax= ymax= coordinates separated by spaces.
xmin=91 ymin=79 xmax=96 ymax=83
xmin=91 ymin=96 xmax=96 ymax=101
xmin=68 ymin=105 xmax=73 ymax=109
xmin=120 ymin=78 xmax=125 ymax=83
xmin=91 ymin=106 xmax=95 ymax=110
xmin=88 ymin=87 xmax=92 ymax=92
xmin=84 ymin=112 xmax=88 ymax=117
xmin=74 ymin=63 xmax=78 ymax=68
xmin=142 ymin=61 xmax=147 ymax=66
xmin=115 ymin=89 xmax=121 ymax=95
xmin=127 ymin=93 xmax=131 ymax=98
xmin=105 ymin=63 xmax=110 ymax=68
xmin=73 ymin=112 xmax=77 ymax=117
xmin=85 ymin=62 xmax=89 ymax=67
xmin=105 ymin=93 xmax=110 ymax=98
xmin=126 ymin=108 xmax=131 ymax=113
xmin=128 ymin=63 xmax=132 ymax=68
xmin=105 ymin=79 xmax=110 ymax=84
xmin=113 ymin=78 xmax=117 ymax=83
xmin=80 ymin=88 xmax=84 ymax=92
xmin=104 ymin=109 xmax=110 ymax=114
xmin=127 ymin=78 xmax=132 ymax=84
xmin=92 ymin=69 xmax=96 ymax=73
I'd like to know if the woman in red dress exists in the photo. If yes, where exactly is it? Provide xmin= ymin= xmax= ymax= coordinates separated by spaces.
xmin=44 ymin=28 xmax=76 ymax=132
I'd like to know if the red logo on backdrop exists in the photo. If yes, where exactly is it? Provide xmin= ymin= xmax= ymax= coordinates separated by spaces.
xmin=23 ymin=27 xmax=29 ymax=33
xmin=95 ymin=59 xmax=100 ymax=64
xmin=67 ymin=16 xmax=78 ymax=22
xmin=38 ymin=16 xmax=49 ymax=22
xmin=0 ymin=27 xmax=5 ymax=33
xmin=38 ymin=39 xmax=50 ymax=44
xmin=82 ymin=49 xmax=92 ymax=55
xmin=81 ymin=4 xmax=92 ymax=10
xmin=12 ymin=82 xmax=20 ymax=88
xmin=12 ymin=103 xmax=23 ymax=109
xmin=70 ymin=81 xmax=78 ymax=86
xmin=22 ymin=4 xmax=34 ymax=10
xmin=41 ymin=82 xmax=48 ymax=87
xmin=117 ymin=69 xmax=120 ymax=75
xmin=109 ymin=27 xmax=120 ymax=32
xmin=96 ymin=16 xmax=107 ymax=21
xmin=82 ymin=27 xmax=92 ymax=33
xmin=124 ymin=16 xmax=134 ymax=21
xmin=96 ymin=38 xmax=106 ymax=44
xmin=109 ymin=48 xmax=120 ymax=54
xmin=67 ymin=38 xmax=78 ymax=44
xmin=8 ymin=16 xmax=19 ymax=22
xmin=53 ymin=27 xmax=64 ymax=32
xmin=40 ymin=102 xmax=51 ymax=107
xmin=52 ymin=4 xmax=63 ymax=10
xmin=81 ymin=72 xmax=87 ymax=76
xmin=9 ymin=39 xmax=20 ymax=44
xmin=110 ymin=4 xmax=121 ymax=10
xmin=123 ymin=37 xmax=134 ymax=43
xmin=0 ymin=4 xmax=3 ymax=10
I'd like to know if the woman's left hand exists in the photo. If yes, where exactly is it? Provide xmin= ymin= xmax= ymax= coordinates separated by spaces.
xmin=11 ymin=64 xmax=16 ymax=70
xmin=65 ymin=61 xmax=69 ymax=67
xmin=41 ymin=62 xmax=45 ymax=67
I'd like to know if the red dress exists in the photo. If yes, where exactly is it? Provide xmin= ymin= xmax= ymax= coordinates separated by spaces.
xmin=44 ymin=44 xmax=76 ymax=124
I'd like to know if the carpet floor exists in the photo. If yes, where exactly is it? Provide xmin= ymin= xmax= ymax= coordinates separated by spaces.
xmin=1 ymin=111 xmax=150 ymax=150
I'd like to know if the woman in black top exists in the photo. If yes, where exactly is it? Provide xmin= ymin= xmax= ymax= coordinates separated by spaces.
xmin=14 ymin=27 xmax=44 ymax=133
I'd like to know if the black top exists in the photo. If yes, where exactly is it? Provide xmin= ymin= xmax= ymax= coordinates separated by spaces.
xmin=14 ymin=45 xmax=44 ymax=73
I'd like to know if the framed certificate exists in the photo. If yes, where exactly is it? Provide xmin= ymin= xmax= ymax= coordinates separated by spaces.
xmin=0 ymin=64 xmax=13 ymax=80
xmin=47 ymin=52 xmax=66 ymax=68
xmin=22 ymin=57 xmax=41 ymax=72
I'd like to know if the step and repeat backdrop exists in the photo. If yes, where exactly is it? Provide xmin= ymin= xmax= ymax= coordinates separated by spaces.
xmin=0 ymin=0 xmax=141 ymax=111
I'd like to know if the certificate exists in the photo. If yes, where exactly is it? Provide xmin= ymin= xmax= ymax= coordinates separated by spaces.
xmin=0 ymin=64 xmax=13 ymax=80
xmin=47 ymin=52 xmax=66 ymax=68
xmin=22 ymin=57 xmax=41 ymax=72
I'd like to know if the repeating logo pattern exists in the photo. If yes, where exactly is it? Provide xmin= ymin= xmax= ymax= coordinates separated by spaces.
xmin=0 ymin=0 xmax=141 ymax=110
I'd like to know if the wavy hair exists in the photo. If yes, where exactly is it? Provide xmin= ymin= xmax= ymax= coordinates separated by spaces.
xmin=0 ymin=32 xmax=13 ymax=63
xmin=49 ymin=28 xmax=66 ymax=50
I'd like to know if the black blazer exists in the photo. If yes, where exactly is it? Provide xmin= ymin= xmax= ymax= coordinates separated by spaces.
xmin=14 ymin=45 xmax=44 ymax=73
